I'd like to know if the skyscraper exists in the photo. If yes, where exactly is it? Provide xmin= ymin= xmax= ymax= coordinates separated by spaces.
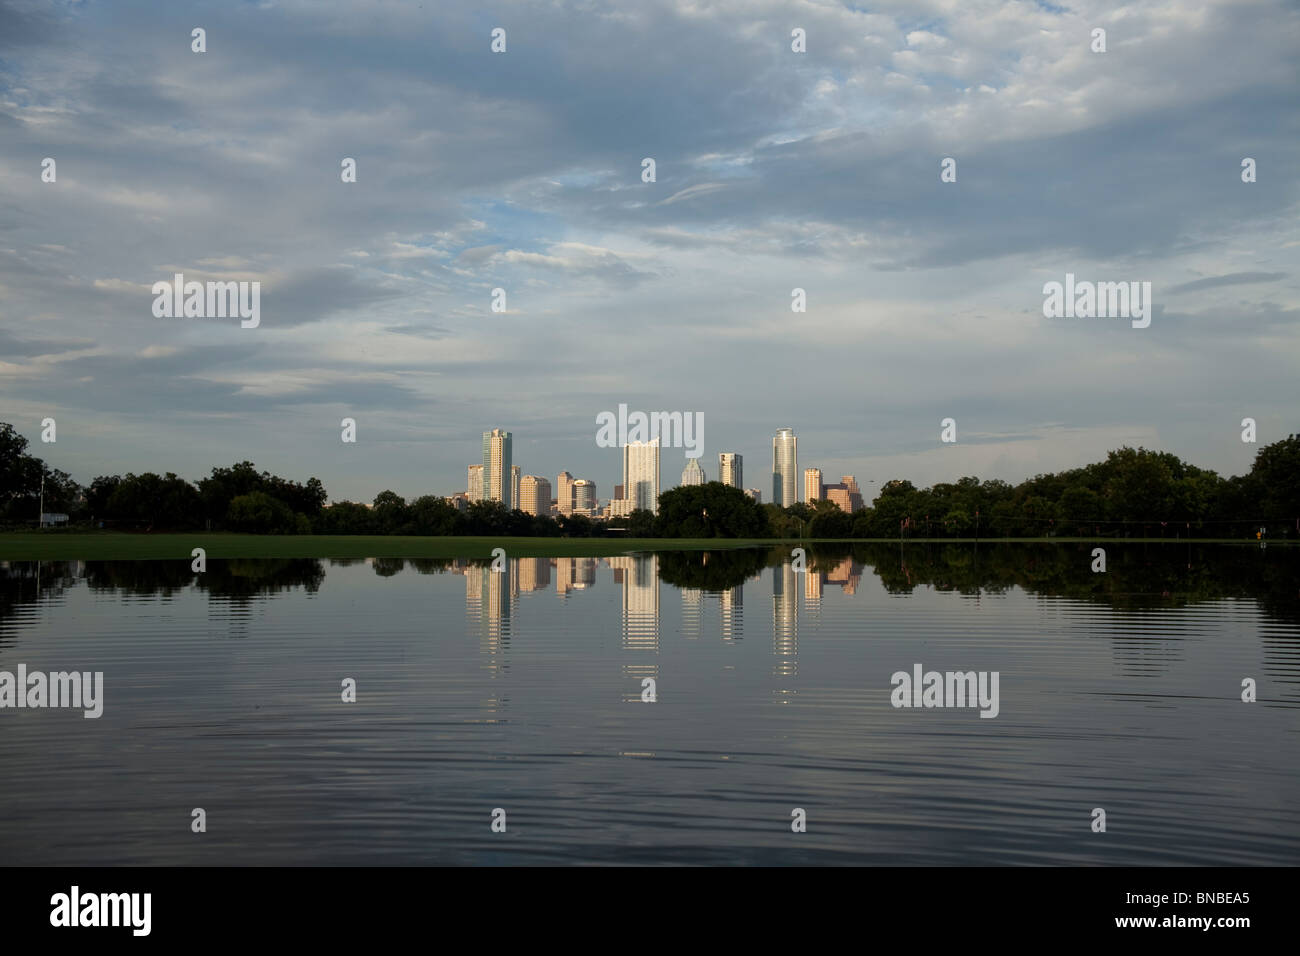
xmin=804 ymin=467 xmax=822 ymax=503
xmin=681 ymin=457 xmax=705 ymax=486
xmin=482 ymin=429 xmax=512 ymax=509
xmin=467 ymin=464 xmax=484 ymax=502
xmin=511 ymin=465 xmax=520 ymax=511
xmin=718 ymin=452 xmax=743 ymax=489
xmin=519 ymin=475 xmax=552 ymax=516
xmin=623 ymin=438 xmax=661 ymax=514
xmin=771 ymin=427 xmax=798 ymax=507
xmin=571 ymin=479 xmax=597 ymax=515
xmin=555 ymin=471 xmax=574 ymax=516
xmin=823 ymin=475 xmax=865 ymax=513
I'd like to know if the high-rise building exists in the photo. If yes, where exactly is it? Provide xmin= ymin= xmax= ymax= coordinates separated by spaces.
xmin=745 ymin=488 xmax=762 ymax=503
xmin=681 ymin=457 xmax=705 ymax=486
xmin=519 ymin=475 xmax=552 ymax=516
xmin=482 ymin=429 xmax=512 ymax=509
xmin=571 ymin=479 xmax=597 ymax=515
xmin=841 ymin=475 xmax=864 ymax=512
xmin=511 ymin=465 xmax=520 ymax=511
xmin=804 ymin=467 xmax=822 ymax=503
xmin=822 ymin=475 xmax=865 ymax=513
xmin=467 ymin=464 xmax=484 ymax=502
xmin=614 ymin=484 xmax=624 ymax=500
xmin=555 ymin=471 xmax=574 ymax=516
xmin=718 ymin=452 xmax=743 ymax=489
xmin=623 ymin=438 xmax=661 ymax=514
xmin=771 ymin=427 xmax=798 ymax=507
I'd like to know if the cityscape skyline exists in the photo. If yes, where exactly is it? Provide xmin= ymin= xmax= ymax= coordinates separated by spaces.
xmin=448 ymin=421 xmax=889 ymax=519
xmin=1 ymin=1 xmax=1292 ymax=507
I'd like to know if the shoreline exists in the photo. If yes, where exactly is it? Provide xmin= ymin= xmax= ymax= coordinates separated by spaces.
xmin=0 ymin=532 xmax=1289 ymax=561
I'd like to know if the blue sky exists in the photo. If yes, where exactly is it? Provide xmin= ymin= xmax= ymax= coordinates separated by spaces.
xmin=1 ymin=0 xmax=1297 ymax=502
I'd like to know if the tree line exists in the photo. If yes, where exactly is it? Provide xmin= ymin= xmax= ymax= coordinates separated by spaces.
xmin=2 ymin=421 xmax=1296 ymax=539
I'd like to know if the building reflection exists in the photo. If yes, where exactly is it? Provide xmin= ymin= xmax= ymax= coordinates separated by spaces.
xmin=680 ymin=587 xmax=703 ymax=639
xmin=803 ymin=563 xmax=823 ymax=607
xmin=555 ymin=557 xmax=596 ymax=596
xmin=773 ymin=561 xmax=798 ymax=682
xmin=718 ymin=584 xmax=744 ymax=641
xmin=609 ymin=554 xmax=660 ymax=701
xmin=462 ymin=559 xmax=516 ymax=677
xmin=824 ymin=555 xmax=862 ymax=595
xmin=517 ymin=557 xmax=550 ymax=593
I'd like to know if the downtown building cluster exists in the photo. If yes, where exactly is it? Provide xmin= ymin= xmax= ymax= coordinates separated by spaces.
xmin=449 ymin=427 xmax=865 ymax=518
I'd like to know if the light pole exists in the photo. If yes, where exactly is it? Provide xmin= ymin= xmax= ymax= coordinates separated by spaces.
xmin=38 ymin=473 xmax=44 ymax=529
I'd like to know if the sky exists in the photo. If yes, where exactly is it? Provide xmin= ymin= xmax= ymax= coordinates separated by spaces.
xmin=1 ymin=0 xmax=1297 ymax=504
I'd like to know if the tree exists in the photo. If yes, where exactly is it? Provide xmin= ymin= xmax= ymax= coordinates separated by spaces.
xmin=371 ymin=490 xmax=409 ymax=533
xmin=808 ymin=499 xmax=852 ymax=538
xmin=1250 ymin=434 xmax=1300 ymax=527
xmin=315 ymin=501 xmax=375 ymax=534
xmin=199 ymin=462 xmax=327 ymax=529
xmin=0 ymin=423 xmax=45 ymax=521
xmin=656 ymin=483 xmax=770 ymax=538
xmin=86 ymin=475 xmax=123 ymax=519
xmin=624 ymin=509 xmax=657 ymax=537
xmin=1058 ymin=484 xmax=1101 ymax=536
xmin=106 ymin=473 xmax=203 ymax=529
xmin=227 ymin=490 xmax=299 ymax=533
xmin=942 ymin=508 xmax=972 ymax=536
xmin=558 ymin=512 xmax=596 ymax=537
xmin=408 ymin=495 xmax=463 ymax=536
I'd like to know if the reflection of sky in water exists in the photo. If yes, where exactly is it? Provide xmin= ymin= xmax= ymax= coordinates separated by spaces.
xmin=0 ymin=545 xmax=1297 ymax=865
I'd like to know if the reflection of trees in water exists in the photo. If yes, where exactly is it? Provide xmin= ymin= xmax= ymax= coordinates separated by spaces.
xmin=371 ymin=557 xmax=406 ymax=578
xmin=0 ymin=558 xmax=326 ymax=613
xmin=655 ymin=548 xmax=772 ymax=591
xmin=3 ymin=546 xmax=1295 ymax=637
xmin=649 ymin=542 xmax=1299 ymax=634
xmin=87 ymin=558 xmax=325 ymax=599
xmin=407 ymin=558 xmax=458 ymax=575
xmin=833 ymin=541 xmax=1300 ymax=631
xmin=83 ymin=559 xmax=202 ymax=597
xmin=198 ymin=558 xmax=325 ymax=598
xmin=0 ymin=561 xmax=81 ymax=640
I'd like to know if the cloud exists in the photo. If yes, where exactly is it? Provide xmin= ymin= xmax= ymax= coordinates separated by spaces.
xmin=0 ymin=0 xmax=1295 ymax=502
xmin=1166 ymin=272 xmax=1288 ymax=295
xmin=658 ymin=183 xmax=730 ymax=205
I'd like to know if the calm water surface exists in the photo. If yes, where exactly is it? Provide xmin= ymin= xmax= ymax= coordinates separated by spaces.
xmin=1 ymin=543 xmax=1297 ymax=865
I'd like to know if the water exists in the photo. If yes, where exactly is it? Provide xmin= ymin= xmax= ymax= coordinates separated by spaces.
xmin=1 ymin=543 xmax=1297 ymax=865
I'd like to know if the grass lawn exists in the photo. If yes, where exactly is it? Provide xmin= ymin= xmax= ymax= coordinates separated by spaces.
xmin=0 ymin=533 xmax=790 ymax=561
xmin=0 ymin=532 xmax=1280 ymax=561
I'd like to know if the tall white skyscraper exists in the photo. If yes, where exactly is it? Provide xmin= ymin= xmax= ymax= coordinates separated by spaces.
xmin=623 ymin=438 xmax=661 ymax=514
xmin=681 ymin=457 xmax=705 ymax=486
xmin=482 ymin=429 xmax=512 ymax=509
xmin=510 ymin=465 xmax=520 ymax=511
xmin=467 ymin=464 xmax=484 ymax=502
xmin=771 ymin=427 xmax=798 ymax=507
xmin=718 ymin=452 xmax=743 ymax=489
